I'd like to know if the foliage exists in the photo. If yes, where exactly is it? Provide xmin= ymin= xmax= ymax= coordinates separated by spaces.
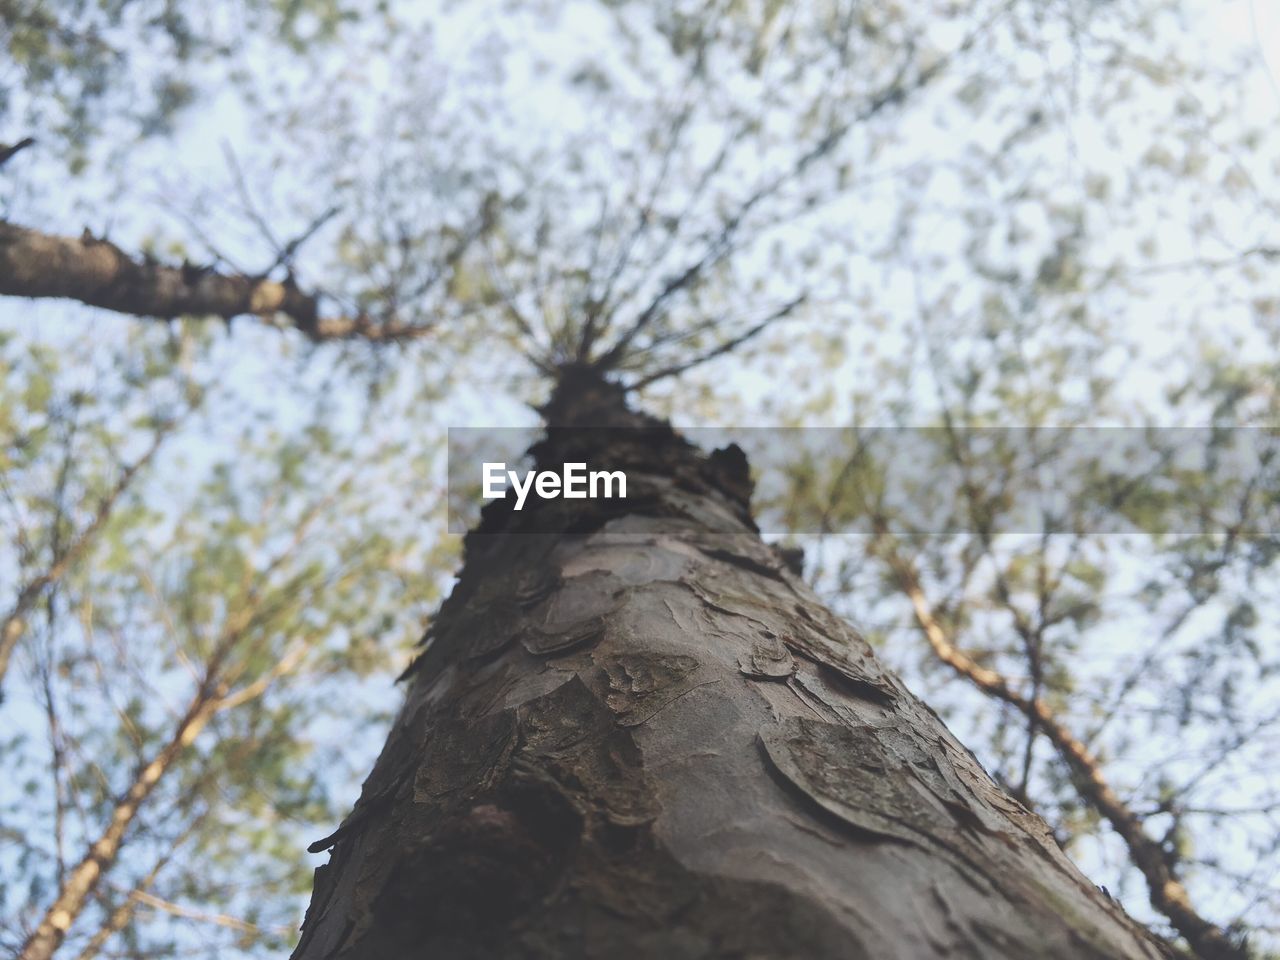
xmin=767 ymin=339 xmax=1280 ymax=950
xmin=1 ymin=0 xmax=1279 ymax=955
xmin=0 ymin=324 xmax=450 ymax=957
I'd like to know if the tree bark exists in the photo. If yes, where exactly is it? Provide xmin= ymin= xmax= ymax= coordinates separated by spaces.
xmin=293 ymin=366 xmax=1174 ymax=960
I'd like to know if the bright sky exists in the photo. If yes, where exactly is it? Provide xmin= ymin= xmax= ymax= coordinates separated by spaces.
xmin=3 ymin=0 xmax=1280 ymax=954
xmin=1224 ymin=0 xmax=1280 ymax=97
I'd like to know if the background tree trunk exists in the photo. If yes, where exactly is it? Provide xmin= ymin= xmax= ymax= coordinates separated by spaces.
xmin=293 ymin=367 xmax=1173 ymax=960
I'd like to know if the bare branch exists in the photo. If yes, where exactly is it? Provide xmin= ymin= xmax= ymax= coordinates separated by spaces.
xmin=129 ymin=890 xmax=291 ymax=938
xmin=629 ymin=295 xmax=805 ymax=390
xmin=0 ymin=137 xmax=36 ymax=169
xmin=594 ymin=43 xmax=959 ymax=375
xmin=0 ymin=221 xmax=434 ymax=344
xmin=0 ymin=418 xmax=178 ymax=695
xmin=267 ymin=204 xmax=342 ymax=275
xmin=872 ymin=528 xmax=1247 ymax=960
xmin=16 ymin=676 xmax=227 ymax=960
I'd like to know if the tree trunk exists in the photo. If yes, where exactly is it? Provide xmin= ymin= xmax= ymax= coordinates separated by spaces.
xmin=293 ymin=366 xmax=1172 ymax=960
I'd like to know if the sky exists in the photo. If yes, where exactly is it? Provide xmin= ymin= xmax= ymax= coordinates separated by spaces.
xmin=2 ymin=0 xmax=1280 ymax=953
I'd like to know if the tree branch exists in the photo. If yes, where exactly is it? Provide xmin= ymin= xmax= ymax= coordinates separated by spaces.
xmin=0 ymin=418 xmax=177 ymax=696
xmin=0 ymin=221 xmax=433 ymax=343
xmin=129 ymin=890 xmax=290 ymax=937
xmin=0 ymin=137 xmax=36 ymax=169
xmin=872 ymin=527 xmax=1249 ymax=960
xmin=16 ymin=586 xmax=269 ymax=960
xmin=628 ymin=294 xmax=805 ymax=390
xmin=16 ymin=674 xmax=227 ymax=960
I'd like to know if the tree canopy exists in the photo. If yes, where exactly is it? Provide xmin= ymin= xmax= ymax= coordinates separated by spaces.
xmin=1 ymin=0 xmax=1278 ymax=957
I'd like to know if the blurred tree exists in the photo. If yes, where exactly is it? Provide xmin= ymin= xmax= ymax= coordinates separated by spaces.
xmin=0 ymin=326 xmax=449 ymax=958
xmin=0 ymin=0 xmax=1276 ymax=956
xmin=768 ymin=334 xmax=1280 ymax=957
xmin=1 ymin=0 xmax=357 ymax=167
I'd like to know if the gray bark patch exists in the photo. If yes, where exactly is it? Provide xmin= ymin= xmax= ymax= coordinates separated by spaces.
xmin=414 ymin=708 xmax=519 ymax=806
xmin=600 ymin=651 xmax=702 ymax=726
xmin=758 ymin=715 xmax=948 ymax=847
xmin=521 ymin=570 xmax=622 ymax=655
xmin=737 ymin=631 xmax=797 ymax=680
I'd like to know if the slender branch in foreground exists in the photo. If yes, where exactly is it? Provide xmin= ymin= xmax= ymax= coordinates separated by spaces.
xmin=0 ymin=221 xmax=432 ymax=343
xmin=71 ymin=829 xmax=185 ymax=960
xmin=129 ymin=890 xmax=291 ymax=938
xmin=0 ymin=138 xmax=36 ymax=169
xmin=72 ymin=734 xmax=269 ymax=959
xmin=871 ymin=529 xmax=1248 ymax=960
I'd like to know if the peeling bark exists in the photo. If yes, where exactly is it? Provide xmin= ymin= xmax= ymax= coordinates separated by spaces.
xmin=295 ymin=366 xmax=1174 ymax=960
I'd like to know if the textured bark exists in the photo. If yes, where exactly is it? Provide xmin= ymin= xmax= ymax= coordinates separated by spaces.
xmin=0 ymin=221 xmax=430 ymax=342
xmin=294 ymin=366 xmax=1174 ymax=960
